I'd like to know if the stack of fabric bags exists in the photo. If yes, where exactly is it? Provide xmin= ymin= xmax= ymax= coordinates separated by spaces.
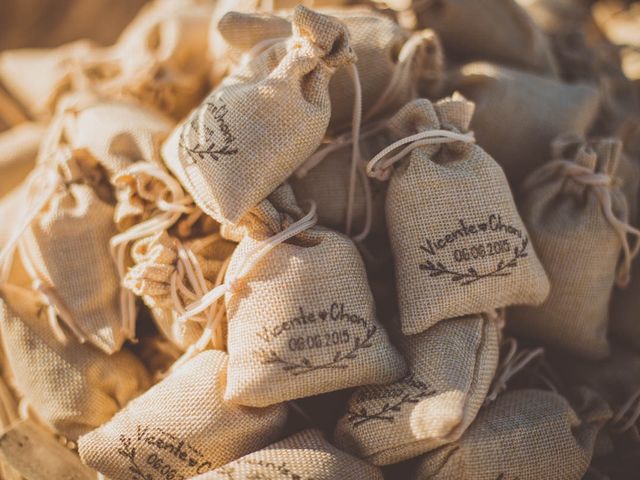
xmin=0 ymin=0 xmax=638 ymax=478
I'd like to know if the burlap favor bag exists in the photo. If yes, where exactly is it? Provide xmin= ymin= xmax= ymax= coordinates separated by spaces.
xmin=16 ymin=158 xmax=127 ymax=353
xmin=214 ymin=10 xmax=444 ymax=131
xmin=162 ymin=6 xmax=356 ymax=224
xmin=410 ymin=0 xmax=558 ymax=75
xmin=509 ymin=136 xmax=639 ymax=359
xmin=61 ymin=97 xmax=174 ymax=185
xmin=334 ymin=314 xmax=499 ymax=465
xmin=191 ymin=429 xmax=384 ymax=480
xmin=78 ymin=350 xmax=288 ymax=479
xmin=124 ymin=230 xmax=236 ymax=351
xmin=447 ymin=62 xmax=601 ymax=186
xmin=371 ymin=96 xmax=549 ymax=335
xmin=0 ymin=122 xmax=44 ymax=196
xmin=178 ymin=184 xmax=406 ymax=407
xmin=0 ymin=283 xmax=150 ymax=441
xmin=412 ymin=388 xmax=611 ymax=480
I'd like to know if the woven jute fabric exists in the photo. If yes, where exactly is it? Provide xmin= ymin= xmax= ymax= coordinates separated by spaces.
xmin=509 ymin=137 xmax=628 ymax=359
xmin=191 ymin=429 xmax=385 ymax=480
xmin=448 ymin=62 xmax=601 ymax=187
xmin=291 ymin=130 xmax=389 ymax=236
xmin=410 ymin=0 xmax=558 ymax=75
xmin=385 ymin=97 xmax=549 ymax=336
xmin=78 ymin=350 xmax=288 ymax=480
xmin=412 ymin=388 xmax=612 ymax=480
xmin=162 ymin=6 xmax=356 ymax=224
xmin=0 ymin=283 xmax=150 ymax=442
xmin=334 ymin=314 xmax=499 ymax=465
xmin=0 ymin=40 xmax=96 ymax=119
xmin=124 ymin=231 xmax=236 ymax=351
xmin=62 ymin=98 xmax=174 ymax=187
xmin=0 ymin=122 xmax=44 ymax=196
xmin=223 ymin=184 xmax=406 ymax=407
xmin=214 ymin=9 xmax=444 ymax=132
xmin=21 ymin=176 xmax=125 ymax=354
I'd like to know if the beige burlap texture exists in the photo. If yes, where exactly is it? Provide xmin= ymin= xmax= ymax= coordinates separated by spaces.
xmin=334 ymin=314 xmax=500 ymax=465
xmin=509 ymin=137 xmax=632 ymax=359
xmin=78 ymin=350 xmax=288 ymax=480
xmin=20 ymin=170 xmax=126 ymax=354
xmin=291 ymin=129 xmax=389 ymax=237
xmin=61 ymin=98 xmax=174 ymax=187
xmin=0 ymin=283 xmax=150 ymax=442
xmin=0 ymin=1 xmax=214 ymax=120
xmin=191 ymin=429 xmax=384 ymax=480
xmin=162 ymin=6 xmax=356 ymax=224
xmin=222 ymin=184 xmax=406 ymax=407
xmin=383 ymin=96 xmax=549 ymax=336
xmin=448 ymin=62 xmax=601 ymax=187
xmin=0 ymin=122 xmax=44 ymax=196
xmin=215 ymin=9 xmax=444 ymax=132
xmin=611 ymin=260 xmax=640 ymax=351
xmin=124 ymin=230 xmax=236 ymax=351
xmin=411 ymin=0 xmax=558 ymax=75
xmin=412 ymin=388 xmax=612 ymax=480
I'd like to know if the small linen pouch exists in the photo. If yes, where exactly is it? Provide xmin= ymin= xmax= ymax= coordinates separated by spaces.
xmin=0 ymin=283 xmax=150 ymax=441
xmin=334 ymin=314 xmax=500 ymax=465
xmin=412 ymin=388 xmax=611 ymax=480
xmin=510 ymin=136 xmax=639 ymax=359
xmin=78 ymin=350 xmax=288 ymax=479
xmin=373 ymin=96 xmax=549 ymax=335
xmin=191 ymin=429 xmax=384 ymax=480
xmin=184 ymin=184 xmax=406 ymax=407
xmin=448 ymin=62 xmax=601 ymax=186
xmin=161 ymin=6 xmax=356 ymax=224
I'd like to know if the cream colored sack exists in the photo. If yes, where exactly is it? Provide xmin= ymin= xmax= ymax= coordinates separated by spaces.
xmin=78 ymin=350 xmax=288 ymax=480
xmin=411 ymin=0 xmax=558 ymax=75
xmin=0 ymin=122 xmax=45 ymax=196
xmin=19 ymin=163 xmax=126 ymax=353
xmin=375 ymin=97 xmax=549 ymax=335
xmin=191 ymin=429 xmax=384 ymax=480
xmin=510 ymin=136 xmax=636 ymax=359
xmin=412 ymin=388 xmax=611 ymax=480
xmin=448 ymin=62 xmax=601 ymax=186
xmin=215 ymin=10 xmax=444 ymax=131
xmin=162 ymin=6 xmax=356 ymax=224
xmin=334 ymin=314 xmax=499 ymax=465
xmin=0 ymin=283 xmax=150 ymax=441
xmin=211 ymin=184 xmax=407 ymax=407
xmin=61 ymin=97 xmax=174 ymax=186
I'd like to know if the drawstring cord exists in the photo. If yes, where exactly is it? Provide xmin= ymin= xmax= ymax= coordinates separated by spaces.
xmin=110 ymin=162 xmax=195 ymax=340
xmin=611 ymin=388 xmax=640 ymax=437
xmin=485 ymin=338 xmax=545 ymax=405
xmin=367 ymin=129 xmax=476 ymax=181
xmin=177 ymin=202 xmax=318 ymax=321
xmin=523 ymin=159 xmax=640 ymax=287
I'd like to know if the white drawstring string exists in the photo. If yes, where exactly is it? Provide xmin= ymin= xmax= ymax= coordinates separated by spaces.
xmin=110 ymin=162 xmax=195 ymax=340
xmin=485 ymin=338 xmax=544 ymax=405
xmin=345 ymin=64 xmax=362 ymax=238
xmin=178 ymin=202 xmax=318 ymax=321
xmin=367 ymin=129 xmax=476 ymax=180
xmin=611 ymin=388 xmax=640 ymax=435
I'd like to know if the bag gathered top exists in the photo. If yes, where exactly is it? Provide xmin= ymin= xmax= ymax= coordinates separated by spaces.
xmin=162 ymin=6 xmax=357 ymax=224
xmin=510 ymin=135 xmax=640 ymax=359
xmin=368 ymin=95 xmax=549 ymax=335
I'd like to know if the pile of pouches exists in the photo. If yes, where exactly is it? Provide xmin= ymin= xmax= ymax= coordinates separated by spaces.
xmin=0 ymin=0 xmax=639 ymax=478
